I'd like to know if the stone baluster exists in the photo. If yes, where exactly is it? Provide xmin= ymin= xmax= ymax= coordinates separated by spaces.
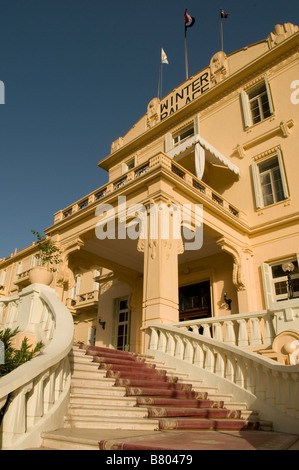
xmin=204 ymin=345 xmax=215 ymax=372
xmin=237 ymin=319 xmax=249 ymax=346
xmin=235 ymin=358 xmax=246 ymax=388
xmin=174 ymin=334 xmax=184 ymax=360
xmin=264 ymin=313 xmax=275 ymax=346
xmin=3 ymin=382 xmax=33 ymax=437
xmin=43 ymin=363 xmax=60 ymax=413
xmin=255 ymin=364 xmax=266 ymax=399
xmin=224 ymin=321 xmax=236 ymax=345
xmin=193 ymin=341 xmax=204 ymax=367
xmin=251 ymin=317 xmax=262 ymax=346
xmin=190 ymin=324 xmax=200 ymax=335
xmin=265 ymin=369 xmax=275 ymax=406
xmin=5 ymin=301 xmax=18 ymax=329
xmin=202 ymin=323 xmax=211 ymax=338
xmin=215 ymin=348 xmax=225 ymax=377
xmin=246 ymin=360 xmax=256 ymax=393
xmin=165 ymin=332 xmax=175 ymax=356
xmin=273 ymin=371 xmax=284 ymax=413
xmin=213 ymin=322 xmax=223 ymax=342
xmin=183 ymin=338 xmax=194 ymax=363
xmin=225 ymin=353 xmax=235 ymax=382
xmin=27 ymin=371 xmax=50 ymax=427
xmin=157 ymin=330 xmax=167 ymax=352
xmin=149 ymin=327 xmax=159 ymax=350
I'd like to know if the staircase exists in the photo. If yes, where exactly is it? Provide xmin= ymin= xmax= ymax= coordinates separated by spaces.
xmin=40 ymin=344 xmax=268 ymax=450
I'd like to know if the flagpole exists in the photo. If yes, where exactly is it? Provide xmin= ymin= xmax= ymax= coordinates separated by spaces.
xmin=219 ymin=9 xmax=224 ymax=51
xmin=157 ymin=48 xmax=162 ymax=99
xmin=185 ymin=27 xmax=189 ymax=80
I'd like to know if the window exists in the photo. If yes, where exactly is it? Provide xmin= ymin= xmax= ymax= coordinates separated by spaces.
xmin=240 ymin=77 xmax=274 ymax=128
xmin=173 ymin=126 xmax=194 ymax=146
xmin=261 ymin=256 xmax=299 ymax=308
xmin=251 ymin=150 xmax=288 ymax=209
xmin=122 ymin=157 xmax=136 ymax=174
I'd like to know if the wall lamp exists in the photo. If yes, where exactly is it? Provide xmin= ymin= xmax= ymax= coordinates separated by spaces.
xmin=282 ymin=262 xmax=295 ymax=299
xmin=224 ymin=292 xmax=232 ymax=310
xmin=98 ymin=318 xmax=106 ymax=330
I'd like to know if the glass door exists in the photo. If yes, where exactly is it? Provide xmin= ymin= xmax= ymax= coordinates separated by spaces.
xmin=116 ymin=299 xmax=130 ymax=351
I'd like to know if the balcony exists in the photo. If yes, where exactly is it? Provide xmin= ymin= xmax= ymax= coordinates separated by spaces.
xmin=14 ymin=270 xmax=31 ymax=288
xmin=53 ymin=153 xmax=247 ymax=226
xmin=67 ymin=290 xmax=99 ymax=314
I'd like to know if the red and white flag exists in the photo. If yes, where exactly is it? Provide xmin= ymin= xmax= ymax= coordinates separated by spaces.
xmin=220 ymin=9 xmax=229 ymax=19
xmin=184 ymin=9 xmax=195 ymax=28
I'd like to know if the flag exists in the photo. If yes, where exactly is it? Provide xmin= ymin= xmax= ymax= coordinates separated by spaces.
xmin=161 ymin=48 xmax=168 ymax=64
xmin=220 ymin=9 xmax=229 ymax=19
xmin=184 ymin=9 xmax=195 ymax=29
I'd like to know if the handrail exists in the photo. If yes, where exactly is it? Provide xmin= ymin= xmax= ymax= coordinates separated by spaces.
xmin=0 ymin=284 xmax=74 ymax=449
xmin=146 ymin=323 xmax=299 ymax=434
xmin=171 ymin=299 xmax=299 ymax=349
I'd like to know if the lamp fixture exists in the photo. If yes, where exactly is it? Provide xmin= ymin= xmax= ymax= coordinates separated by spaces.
xmin=224 ymin=292 xmax=232 ymax=310
xmin=98 ymin=318 xmax=106 ymax=330
xmin=282 ymin=261 xmax=295 ymax=299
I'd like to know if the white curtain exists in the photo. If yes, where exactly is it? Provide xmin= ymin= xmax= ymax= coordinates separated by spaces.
xmin=195 ymin=143 xmax=205 ymax=180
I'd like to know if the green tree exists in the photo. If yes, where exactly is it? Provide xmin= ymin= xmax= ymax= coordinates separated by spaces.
xmin=0 ymin=328 xmax=43 ymax=378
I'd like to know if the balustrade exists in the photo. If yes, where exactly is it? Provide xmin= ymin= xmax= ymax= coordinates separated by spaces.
xmin=0 ymin=284 xmax=73 ymax=449
xmin=172 ymin=310 xmax=279 ymax=348
xmin=146 ymin=323 xmax=299 ymax=432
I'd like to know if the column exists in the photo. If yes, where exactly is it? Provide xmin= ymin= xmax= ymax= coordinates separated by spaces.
xmin=138 ymin=202 xmax=184 ymax=328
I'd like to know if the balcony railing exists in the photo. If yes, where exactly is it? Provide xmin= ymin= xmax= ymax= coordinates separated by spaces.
xmin=53 ymin=153 xmax=247 ymax=225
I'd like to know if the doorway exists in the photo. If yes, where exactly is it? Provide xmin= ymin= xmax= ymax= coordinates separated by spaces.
xmin=115 ymin=298 xmax=131 ymax=351
xmin=179 ymin=281 xmax=211 ymax=321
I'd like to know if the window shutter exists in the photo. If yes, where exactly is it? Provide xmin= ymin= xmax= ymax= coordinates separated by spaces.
xmin=240 ymin=90 xmax=252 ymax=128
xmin=251 ymin=162 xmax=263 ymax=209
xmin=276 ymin=148 xmax=289 ymax=199
xmin=164 ymin=133 xmax=173 ymax=153
xmin=193 ymin=115 xmax=200 ymax=135
xmin=261 ymin=262 xmax=274 ymax=309
xmin=264 ymin=76 xmax=274 ymax=115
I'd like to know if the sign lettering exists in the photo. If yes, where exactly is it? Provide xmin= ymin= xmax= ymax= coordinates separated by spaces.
xmin=160 ymin=71 xmax=210 ymax=121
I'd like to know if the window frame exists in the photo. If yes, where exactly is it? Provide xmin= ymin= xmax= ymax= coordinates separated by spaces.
xmin=240 ymin=76 xmax=274 ymax=129
xmin=261 ymin=255 xmax=299 ymax=308
xmin=251 ymin=149 xmax=288 ymax=209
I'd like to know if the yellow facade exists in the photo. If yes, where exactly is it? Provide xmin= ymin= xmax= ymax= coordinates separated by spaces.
xmin=1 ymin=23 xmax=299 ymax=354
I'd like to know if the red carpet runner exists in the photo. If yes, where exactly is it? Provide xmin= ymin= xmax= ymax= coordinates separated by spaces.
xmin=79 ymin=345 xmax=259 ymax=442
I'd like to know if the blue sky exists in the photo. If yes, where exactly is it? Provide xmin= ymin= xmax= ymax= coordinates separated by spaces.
xmin=0 ymin=0 xmax=298 ymax=258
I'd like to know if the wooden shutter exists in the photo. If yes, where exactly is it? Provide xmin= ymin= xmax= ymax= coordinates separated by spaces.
xmin=251 ymin=162 xmax=263 ymax=209
xmin=276 ymin=148 xmax=289 ymax=199
xmin=264 ymin=76 xmax=274 ymax=115
xmin=240 ymin=90 xmax=252 ymax=128
xmin=261 ymin=262 xmax=274 ymax=309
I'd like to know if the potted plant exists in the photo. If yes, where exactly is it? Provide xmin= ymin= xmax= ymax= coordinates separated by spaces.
xmin=29 ymin=230 xmax=62 ymax=285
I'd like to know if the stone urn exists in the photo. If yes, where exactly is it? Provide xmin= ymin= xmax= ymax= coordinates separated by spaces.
xmin=29 ymin=266 xmax=54 ymax=286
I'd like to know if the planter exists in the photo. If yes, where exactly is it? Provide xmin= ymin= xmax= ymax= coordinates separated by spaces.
xmin=29 ymin=267 xmax=54 ymax=286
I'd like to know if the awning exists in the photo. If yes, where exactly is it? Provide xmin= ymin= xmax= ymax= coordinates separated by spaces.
xmin=167 ymin=134 xmax=240 ymax=179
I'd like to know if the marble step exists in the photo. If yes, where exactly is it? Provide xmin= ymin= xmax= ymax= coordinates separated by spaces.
xmin=64 ymin=415 xmax=159 ymax=431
